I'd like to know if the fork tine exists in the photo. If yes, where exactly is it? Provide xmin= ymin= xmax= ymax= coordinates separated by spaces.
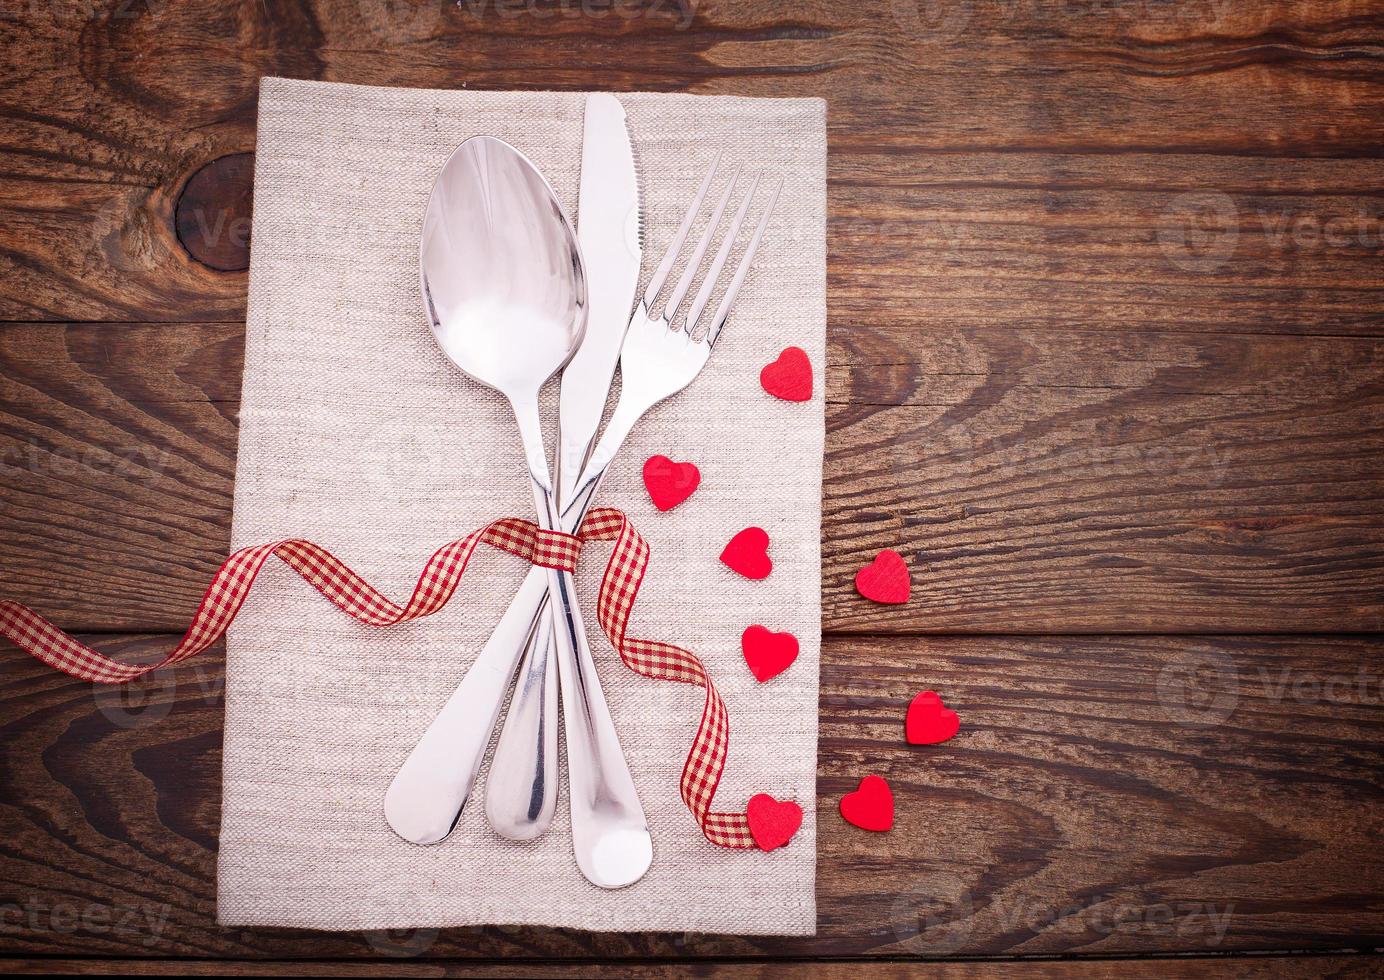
xmin=642 ymin=152 xmax=721 ymax=310
xmin=685 ymin=172 xmax=760 ymax=339
xmin=703 ymin=177 xmax=782 ymax=349
xmin=660 ymin=165 xmax=740 ymax=325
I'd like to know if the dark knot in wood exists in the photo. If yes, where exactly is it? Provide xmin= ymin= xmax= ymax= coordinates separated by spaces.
xmin=175 ymin=153 xmax=254 ymax=272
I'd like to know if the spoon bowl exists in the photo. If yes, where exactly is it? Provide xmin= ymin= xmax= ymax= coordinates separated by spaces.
xmin=420 ymin=135 xmax=587 ymax=398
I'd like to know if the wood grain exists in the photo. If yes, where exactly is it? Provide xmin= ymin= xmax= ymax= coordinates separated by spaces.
xmin=2 ymin=3 xmax=1383 ymax=325
xmin=3 ymin=320 xmax=1381 ymax=634
xmin=2 ymin=0 xmax=1382 ymax=970
xmin=3 ymin=633 xmax=1381 ymax=960
xmin=0 ymin=955 xmax=1380 ymax=978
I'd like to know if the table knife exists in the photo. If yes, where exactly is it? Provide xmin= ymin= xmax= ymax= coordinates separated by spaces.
xmin=486 ymin=93 xmax=644 ymax=843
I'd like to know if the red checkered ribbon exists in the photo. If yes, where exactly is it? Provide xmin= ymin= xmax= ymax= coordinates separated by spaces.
xmin=0 ymin=508 xmax=758 ymax=849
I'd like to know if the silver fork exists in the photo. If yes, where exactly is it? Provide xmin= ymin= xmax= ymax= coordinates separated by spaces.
xmin=385 ymin=157 xmax=781 ymax=887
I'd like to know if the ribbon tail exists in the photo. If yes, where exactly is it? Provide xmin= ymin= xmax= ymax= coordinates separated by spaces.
xmin=579 ymin=506 xmax=788 ymax=851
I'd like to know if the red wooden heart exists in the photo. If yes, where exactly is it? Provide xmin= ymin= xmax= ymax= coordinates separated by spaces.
xmin=746 ymin=793 xmax=803 ymax=851
xmin=642 ymin=455 xmax=701 ymax=512
xmin=720 ymin=527 xmax=772 ymax=580
xmin=905 ymin=690 xmax=960 ymax=745
xmin=741 ymin=625 xmax=799 ymax=682
xmin=760 ymin=346 xmax=813 ymax=402
xmin=855 ymin=549 xmax=910 ymax=604
xmin=840 ymin=774 xmax=894 ymax=832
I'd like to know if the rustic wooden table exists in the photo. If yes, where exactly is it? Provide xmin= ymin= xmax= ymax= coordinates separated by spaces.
xmin=1 ymin=1 xmax=1382 ymax=976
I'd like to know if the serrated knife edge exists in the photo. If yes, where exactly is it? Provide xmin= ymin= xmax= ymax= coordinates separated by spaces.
xmin=557 ymin=94 xmax=642 ymax=507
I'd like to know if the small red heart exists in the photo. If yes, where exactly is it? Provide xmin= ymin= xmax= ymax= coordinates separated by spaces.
xmin=720 ymin=527 xmax=772 ymax=580
xmin=741 ymin=625 xmax=799 ymax=683
xmin=840 ymin=774 xmax=894 ymax=832
xmin=746 ymin=793 xmax=803 ymax=851
xmin=855 ymin=549 xmax=910 ymax=604
xmin=760 ymin=346 xmax=813 ymax=402
xmin=642 ymin=455 xmax=701 ymax=512
xmin=905 ymin=690 xmax=960 ymax=745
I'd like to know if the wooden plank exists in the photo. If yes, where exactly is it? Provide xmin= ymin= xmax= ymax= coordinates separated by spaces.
xmin=825 ymin=323 xmax=1384 ymax=633
xmin=4 ymin=321 xmax=1381 ymax=634
xmin=0 ymin=322 xmax=240 ymax=631
xmin=12 ymin=146 xmax=1384 ymax=331
xmin=6 ymin=146 xmax=1384 ymax=333
xmin=829 ymin=151 xmax=1384 ymax=340
xmin=2 ymin=4 xmax=1383 ymax=324
xmin=3 ymin=633 xmax=1380 ymax=959
xmin=0 ymin=954 xmax=1379 ymax=978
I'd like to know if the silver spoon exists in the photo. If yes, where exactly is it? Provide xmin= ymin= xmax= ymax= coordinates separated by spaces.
xmin=389 ymin=135 xmax=653 ymax=889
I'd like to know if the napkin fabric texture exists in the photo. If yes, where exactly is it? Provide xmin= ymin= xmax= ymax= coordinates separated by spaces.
xmin=218 ymin=77 xmax=825 ymax=936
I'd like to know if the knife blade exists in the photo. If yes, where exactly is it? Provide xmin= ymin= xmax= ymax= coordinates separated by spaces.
xmin=557 ymin=93 xmax=642 ymax=506
xmin=482 ymin=93 xmax=645 ymax=847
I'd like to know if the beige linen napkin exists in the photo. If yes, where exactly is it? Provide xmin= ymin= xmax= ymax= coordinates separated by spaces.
xmin=218 ymin=77 xmax=825 ymax=935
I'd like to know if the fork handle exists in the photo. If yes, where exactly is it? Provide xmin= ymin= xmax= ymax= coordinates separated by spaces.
xmin=526 ymin=472 xmax=652 ymax=889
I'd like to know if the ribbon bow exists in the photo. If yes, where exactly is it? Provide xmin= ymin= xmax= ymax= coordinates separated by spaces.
xmin=0 ymin=508 xmax=764 ymax=849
